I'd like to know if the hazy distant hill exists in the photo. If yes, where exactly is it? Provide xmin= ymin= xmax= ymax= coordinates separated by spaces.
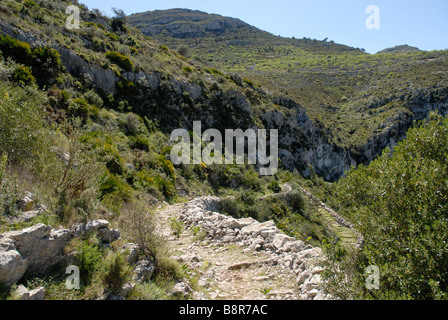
xmin=377 ymin=45 xmax=421 ymax=54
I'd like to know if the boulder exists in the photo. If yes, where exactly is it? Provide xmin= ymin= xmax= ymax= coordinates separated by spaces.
xmin=296 ymin=271 xmax=311 ymax=286
xmin=272 ymin=233 xmax=294 ymax=249
xmin=0 ymin=236 xmax=16 ymax=251
xmin=13 ymin=285 xmax=45 ymax=300
xmin=0 ymin=250 xmax=28 ymax=288
xmin=241 ymin=220 xmax=276 ymax=236
xmin=97 ymin=228 xmax=121 ymax=243
xmin=5 ymin=224 xmax=72 ymax=276
xmin=16 ymin=192 xmax=35 ymax=212
xmin=283 ymin=240 xmax=305 ymax=253
xmin=132 ymin=260 xmax=155 ymax=283
xmin=230 ymin=217 xmax=258 ymax=229
xmin=71 ymin=219 xmax=120 ymax=243
xmin=172 ymin=282 xmax=193 ymax=297
xmin=121 ymin=243 xmax=140 ymax=264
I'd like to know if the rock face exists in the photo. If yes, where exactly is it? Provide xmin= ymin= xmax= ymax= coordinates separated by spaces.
xmin=4 ymin=224 xmax=72 ymax=277
xmin=178 ymin=197 xmax=331 ymax=300
xmin=0 ymin=248 xmax=28 ymax=288
xmin=0 ymin=219 xmax=122 ymax=289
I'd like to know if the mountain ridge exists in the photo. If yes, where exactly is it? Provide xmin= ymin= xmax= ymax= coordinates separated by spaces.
xmin=128 ymin=8 xmax=448 ymax=168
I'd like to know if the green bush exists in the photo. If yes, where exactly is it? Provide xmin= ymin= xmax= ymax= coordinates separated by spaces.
xmin=105 ymin=51 xmax=134 ymax=72
xmin=268 ymin=181 xmax=282 ymax=193
xmin=0 ymin=154 xmax=19 ymax=217
xmin=68 ymin=97 xmax=92 ymax=120
xmin=0 ymin=84 xmax=47 ymax=167
xmin=0 ymin=36 xmax=62 ymax=87
xmin=116 ymin=78 xmax=138 ymax=96
xmin=118 ymin=200 xmax=163 ymax=261
xmin=182 ymin=66 xmax=193 ymax=73
xmin=101 ymin=251 xmax=132 ymax=294
xmin=329 ymin=112 xmax=448 ymax=300
xmin=0 ymin=35 xmax=32 ymax=64
xmin=285 ymin=190 xmax=305 ymax=213
xmin=154 ymin=174 xmax=175 ymax=200
xmin=100 ymin=172 xmax=133 ymax=208
xmin=30 ymin=47 xmax=63 ymax=87
xmin=205 ymin=68 xmax=224 ymax=76
xmin=75 ymin=237 xmax=104 ymax=285
xmin=241 ymin=169 xmax=262 ymax=191
xmin=129 ymin=135 xmax=150 ymax=152
xmin=243 ymin=78 xmax=255 ymax=87
xmin=11 ymin=66 xmax=35 ymax=85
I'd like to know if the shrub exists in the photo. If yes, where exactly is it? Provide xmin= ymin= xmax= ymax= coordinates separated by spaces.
xmin=30 ymin=47 xmax=63 ymax=87
xmin=205 ymin=68 xmax=224 ymax=76
xmin=285 ymin=190 xmax=305 ymax=213
xmin=100 ymin=172 xmax=133 ymax=208
xmin=11 ymin=66 xmax=35 ymax=85
xmin=116 ymin=78 xmax=138 ymax=96
xmin=129 ymin=135 xmax=150 ymax=152
xmin=118 ymin=200 xmax=163 ymax=261
xmin=154 ymin=174 xmax=175 ymax=200
xmin=23 ymin=0 xmax=36 ymax=8
xmin=182 ymin=66 xmax=193 ymax=73
xmin=0 ymin=154 xmax=19 ymax=217
xmin=123 ymin=113 xmax=143 ymax=135
xmin=105 ymin=51 xmax=134 ymax=72
xmin=0 ymin=84 xmax=47 ymax=167
xmin=178 ymin=46 xmax=190 ymax=57
xmin=243 ymin=78 xmax=255 ymax=87
xmin=55 ymin=136 xmax=104 ymax=223
xmin=329 ymin=112 xmax=448 ymax=300
xmin=241 ymin=169 xmax=263 ymax=191
xmin=104 ymin=32 xmax=120 ymax=42
xmin=68 ymin=97 xmax=92 ymax=120
xmin=101 ymin=251 xmax=132 ymax=294
xmin=0 ymin=35 xmax=32 ymax=64
xmin=75 ymin=236 xmax=104 ymax=285
xmin=0 ymin=36 xmax=62 ymax=87
xmin=268 ymin=180 xmax=282 ymax=193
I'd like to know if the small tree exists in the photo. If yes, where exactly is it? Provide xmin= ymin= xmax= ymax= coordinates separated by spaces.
xmin=111 ymin=7 xmax=127 ymax=33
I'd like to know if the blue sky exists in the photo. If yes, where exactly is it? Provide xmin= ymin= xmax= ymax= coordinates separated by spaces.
xmin=80 ymin=0 xmax=448 ymax=54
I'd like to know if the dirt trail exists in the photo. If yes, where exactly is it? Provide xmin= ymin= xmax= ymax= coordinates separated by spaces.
xmin=156 ymin=202 xmax=303 ymax=300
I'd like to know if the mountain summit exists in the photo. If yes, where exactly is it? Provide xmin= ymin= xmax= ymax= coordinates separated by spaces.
xmin=127 ymin=8 xmax=259 ymax=39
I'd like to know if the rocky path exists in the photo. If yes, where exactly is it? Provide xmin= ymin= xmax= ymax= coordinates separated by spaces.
xmin=156 ymin=197 xmax=331 ymax=301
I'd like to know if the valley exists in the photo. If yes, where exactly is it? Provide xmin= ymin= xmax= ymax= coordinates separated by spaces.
xmin=0 ymin=0 xmax=447 ymax=302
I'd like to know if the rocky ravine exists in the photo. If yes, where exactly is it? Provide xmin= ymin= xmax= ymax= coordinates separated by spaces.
xmin=160 ymin=197 xmax=331 ymax=300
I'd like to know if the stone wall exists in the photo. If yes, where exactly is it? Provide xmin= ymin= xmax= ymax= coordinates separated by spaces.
xmin=178 ymin=197 xmax=332 ymax=300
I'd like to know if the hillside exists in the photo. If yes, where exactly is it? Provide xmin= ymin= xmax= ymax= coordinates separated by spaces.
xmin=1 ymin=0 xmax=448 ymax=302
xmin=377 ymin=45 xmax=421 ymax=54
xmin=0 ymin=0 xmax=358 ymax=301
xmin=128 ymin=9 xmax=448 ymax=165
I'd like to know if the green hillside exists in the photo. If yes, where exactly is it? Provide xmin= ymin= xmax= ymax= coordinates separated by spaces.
xmin=128 ymin=9 xmax=448 ymax=157
xmin=1 ymin=0 xmax=448 ymax=301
